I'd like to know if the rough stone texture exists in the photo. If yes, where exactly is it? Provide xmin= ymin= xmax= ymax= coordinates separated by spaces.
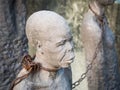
xmin=0 ymin=0 xmax=27 ymax=90
xmin=107 ymin=4 xmax=120 ymax=71
xmin=114 ymin=5 xmax=120 ymax=70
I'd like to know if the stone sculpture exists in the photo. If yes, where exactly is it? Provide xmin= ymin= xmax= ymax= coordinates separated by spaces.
xmin=13 ymin=10 xmax=75 ymax=90
xmin=81 ymin=0 xmax=120 ymax=90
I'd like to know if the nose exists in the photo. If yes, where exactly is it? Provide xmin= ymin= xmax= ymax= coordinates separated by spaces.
xmin=66 ymin=41 xmax=74 ymax=52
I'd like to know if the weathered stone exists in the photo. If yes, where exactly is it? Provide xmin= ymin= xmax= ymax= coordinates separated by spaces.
xmin=0 ymin=0 xmax=27 ymax=90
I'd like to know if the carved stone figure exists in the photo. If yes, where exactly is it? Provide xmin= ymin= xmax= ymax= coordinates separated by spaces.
xmin=13 ymin=11 xmax=75 ymax=90
xmin=81 ymin=0 xmax=120 ymax=90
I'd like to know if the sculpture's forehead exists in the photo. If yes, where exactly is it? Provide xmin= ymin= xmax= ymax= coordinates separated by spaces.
xmin=26 ymin=11 xmax=72 ymax=42
xmin=43 ymin=26 xmax=72 ymax=42
xmin=53 ymin=29 xmax=71 ymax=38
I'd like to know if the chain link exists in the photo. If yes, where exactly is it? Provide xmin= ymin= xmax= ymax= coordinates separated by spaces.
xmin=72 ymin=38 xmax=102 ymax=89
xmin=72 ymin=3 xmax=106 ymax=89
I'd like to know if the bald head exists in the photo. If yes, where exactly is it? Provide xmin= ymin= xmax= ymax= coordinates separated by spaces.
xmin=25 ymin=10 xmax=74 ymax=68
xmin=26 ymin=10 xmax=70 ymax=47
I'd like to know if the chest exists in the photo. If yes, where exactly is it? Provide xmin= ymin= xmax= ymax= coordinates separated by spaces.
xmin=23 ymin=70 xmax=71 ymax=90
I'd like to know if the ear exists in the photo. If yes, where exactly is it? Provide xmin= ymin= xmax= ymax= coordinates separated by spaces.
xmin=36 ymin=41 xmax=44 ymax=55
xmin=37 ymin=41 xmax=42 ymax=48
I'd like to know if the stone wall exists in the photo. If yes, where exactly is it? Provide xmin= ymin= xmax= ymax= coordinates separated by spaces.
xmin=0 ymin=0 xmax=27 ymax=90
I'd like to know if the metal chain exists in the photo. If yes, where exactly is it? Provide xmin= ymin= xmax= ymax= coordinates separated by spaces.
xmin=72 ymin=38 xmax=102 ymax=89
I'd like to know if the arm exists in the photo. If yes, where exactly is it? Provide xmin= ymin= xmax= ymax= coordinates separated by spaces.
xmin=13 ymin=69 xmax=28 ymax=90
xmin=81 ymin=19 xmax=102 ymax=61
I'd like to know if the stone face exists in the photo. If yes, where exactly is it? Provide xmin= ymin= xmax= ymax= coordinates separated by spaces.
xmin=13 ymin=10 xmax=73 ymax=90
xmin=0 ymin=0 xmax=27 ymax=90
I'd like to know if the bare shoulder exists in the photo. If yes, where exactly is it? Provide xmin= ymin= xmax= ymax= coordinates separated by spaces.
xmin=17 ymin=68 xmax=28 ymax=77
xmin=13 ymin=69 xmax=28 ymax=90
xmin=81 ymin=11 xmax=102 ymax=43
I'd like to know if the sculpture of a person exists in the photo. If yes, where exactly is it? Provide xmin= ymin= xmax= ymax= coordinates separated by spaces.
xmin=81 ymin=0 xmax=120 ymax=90
xmin=13 ymin=11 xmax=75 ymax=90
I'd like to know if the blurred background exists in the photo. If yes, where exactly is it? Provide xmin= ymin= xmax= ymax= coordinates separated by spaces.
xmin=0 ymin=0 xmax=120 ymax=90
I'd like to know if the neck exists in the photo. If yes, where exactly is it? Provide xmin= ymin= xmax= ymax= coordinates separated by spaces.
xmin=31 ymin=56 xmax=58 ymax=84
xmin=28 ymin=68 xmax=56 ymax=88
xmin=33 ymin=54 xmax=59 ymax=78
xmin=89 ymin=1 xmax=105 ymax=17
xmin=34 ymin=55 xmax=59 ymax=71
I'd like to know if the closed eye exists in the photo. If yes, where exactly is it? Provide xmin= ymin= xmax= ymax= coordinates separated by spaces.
xmin=56 ymin=40 xmax=66 ymax=47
